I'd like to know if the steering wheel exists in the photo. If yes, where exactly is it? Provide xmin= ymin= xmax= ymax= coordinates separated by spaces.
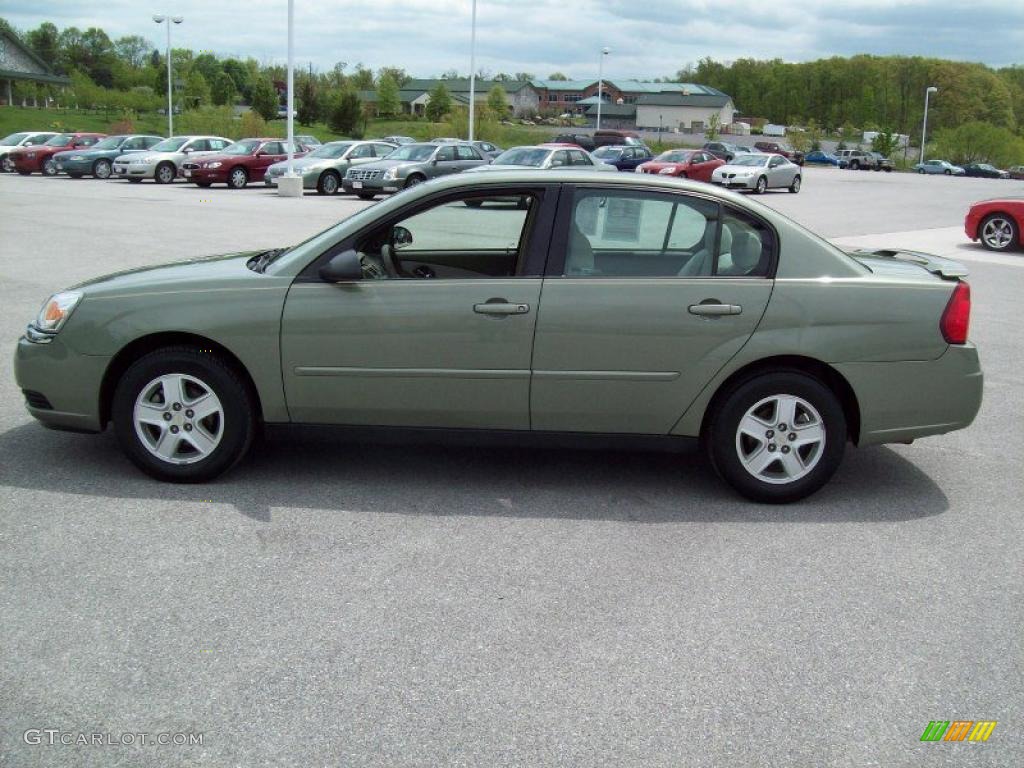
xmin=380 ymin=243 xmax=400 ymax=278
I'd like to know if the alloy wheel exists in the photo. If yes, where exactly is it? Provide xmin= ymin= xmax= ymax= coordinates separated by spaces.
xmin=42 ymin=158 xmax=57 ymax=176
xmin=156 ymin=164 xmax=175 ymax=183
xmin=1 ymin=156 xmax=13 ymax=172
xmin=94 ymin=159 xmax=112 ymax=179
xmin=133 ymin=374 xmax=225 ymax=465
xmin=981 ymin=217 xmax=1014 ymax=250
xmin=230 ymin=168 xmax=247 ymax=188
xmin=735 ymin=394 xmax=825 ymax=485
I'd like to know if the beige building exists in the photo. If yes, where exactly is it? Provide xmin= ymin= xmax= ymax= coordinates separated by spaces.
xmin=635 ymin=92 xmax=736 ymax=132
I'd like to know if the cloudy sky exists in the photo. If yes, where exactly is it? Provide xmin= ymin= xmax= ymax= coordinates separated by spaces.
xmin=4 ymin=0 xmax=1023 ymax=78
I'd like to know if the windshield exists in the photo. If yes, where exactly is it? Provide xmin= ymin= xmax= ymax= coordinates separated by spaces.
xmin=222 ymin=140 xmax=261 ymax=155
xmin=1 ymin=132 xmax=29 ymax=145
xmin=150 ymin=137 xmax=188 ymax=152
xmin=493 ymin=147 xmax=549 ymax=166
xmin=593 ymin=147 xmax=623 ymax=159
xmin=656 ymin=151 xmax=693 ymax=163
xmin=731 ymin=155 xmax=771 ymax=166
xmin=92 ymin=136 xmax=125 ymax=150
xmin=386 ymin=144 xmax=436 ymax=161
xmin=44 ymin=134 xmax=75 ymax=147
xmin=310 ymin=143 xmax=352 ymax=158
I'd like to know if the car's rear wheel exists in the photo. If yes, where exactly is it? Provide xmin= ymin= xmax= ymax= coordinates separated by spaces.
xmin=0 ymin=155 xmax=12 ymax=172
xmin=884 ymin=167 xmax=892 ymax=172
xmin=112 ymin=347 xmax=256 ymax=483
xmin=93 ymin=159 xmax=112 ymax=179
xmin=41 ymin=158 xmax=58 ymax=176
xmin=317 ymin=170 xmax=339 ymax=195
xmin=706 ymin=371 xmax=846 ymax=503
xmin=228 ymin=166 xmax=248 ymax=189
xmin=154 ymin=162 xmax=175 ymax=184
xmin=789 ymin=175 xmax=801 ymax=193
xmin=918 ymin=168 xmax=925 ymax=174
xmin=849 ymin=160 xmax=859 ymax=170
xmin=754 ymin=176 xmax=767 ymax=194
xmin=979 ymin=213 xmax=1020 ymax=252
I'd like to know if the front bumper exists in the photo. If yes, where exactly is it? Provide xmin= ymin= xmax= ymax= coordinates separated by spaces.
xmin=342 ymin=177 xmax=400 ymax=194
xmin=835 ymin=343 xmax=983 ymax=446
xmin=113 ymin=162 xmax=155 ymax=178
xmin=265 ymin=170 xmax=319 ymax=189
xmin=711 ymin=177 xmax=755 ymax=189
xmin=182 ymin=167 xmax=227 ymax=183
xmin=55 ymin=157 xmax=94 ymax=174
xmin=14 ymin=336 xmax=110 ymax=433
xmin=12 ymin=155 xmax=43 ymax=172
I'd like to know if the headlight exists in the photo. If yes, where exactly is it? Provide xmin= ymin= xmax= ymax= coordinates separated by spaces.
xmin=69 ymin=155 xmax=85 ymax=161
xmin=205 ymin=161 xmax=222 ymax=169
xmin=133 ymin=156 xmax=154 ymax=164
xmin=658 ymin=167 xmax=676 ymax=175
xmin=32 ymin=291 xmax=83 ymax=337
xmin=382 ymin=167 xmax=399 ymax=180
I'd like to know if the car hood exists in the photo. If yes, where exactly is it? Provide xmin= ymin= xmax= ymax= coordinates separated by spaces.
xmin=466 ymin=163 xmax=538 ymax=172
xmin=640 ymin=162 xmax=686 ymax=171
xmin=54 ymin=147 xmax=111 ymax=159
xmin=353 ymin=158 xmax=417 ymax=171
xmin=268 ymin=155 xmax=332 ymax=171
xmin=69 ymin=251 xmax=264 ymax=297
xmin=715 ymin=163 xmax=767 ymax=173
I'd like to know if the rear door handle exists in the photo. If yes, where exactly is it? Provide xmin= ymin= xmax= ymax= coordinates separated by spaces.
xmin=474 ymin=301 xmax=530 ymax=316
xmin=688 ymin=302 xmax=742 ymax=317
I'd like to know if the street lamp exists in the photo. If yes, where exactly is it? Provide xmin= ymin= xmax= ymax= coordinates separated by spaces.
xmin=596 ymin=46 xmax=610 ymax=130
xmin=920 ymin=85 xmax=938 ymax=164
xmin=468 ymin=0 xmax=478 ymax=142
xmin=152 ymin=14 xmax=183 ymax=137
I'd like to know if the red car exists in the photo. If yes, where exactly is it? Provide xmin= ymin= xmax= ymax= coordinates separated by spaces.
xmin=635 ymin=149 xmax=725 ymax=183
xmin=965 ymin=198 xmax=1024 ymax=252
xmin=754 ymin=141 xmax=805 ymax=166
xmin=10 ymin=132 xmax=106 ymax=176
xmin=180 ymin=138 xmax=308 ymax=189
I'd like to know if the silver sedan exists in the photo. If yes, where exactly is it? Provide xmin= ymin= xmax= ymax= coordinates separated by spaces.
xmin=710 ymin=153 xmax=802 ymax=194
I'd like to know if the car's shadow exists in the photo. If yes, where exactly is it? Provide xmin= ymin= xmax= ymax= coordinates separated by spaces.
xmin=0 ymin=422 xmax=949 ymax=524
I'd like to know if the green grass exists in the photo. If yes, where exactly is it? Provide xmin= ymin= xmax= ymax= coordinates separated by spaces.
xmin=0 ymin=106 xmax=168 ymax=137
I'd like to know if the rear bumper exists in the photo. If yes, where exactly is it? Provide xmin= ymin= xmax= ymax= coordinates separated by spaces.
xmin=834 ymin=344 xmax=983 ymax=446
xmin=13 ymin=336 xmax=109 ymax=433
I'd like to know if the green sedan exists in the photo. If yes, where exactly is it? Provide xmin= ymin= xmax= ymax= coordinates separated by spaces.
xmin=14 ymin=171 xmax=982 ymax=502
xmin=53 ymin=134 xmax=163 ymax=179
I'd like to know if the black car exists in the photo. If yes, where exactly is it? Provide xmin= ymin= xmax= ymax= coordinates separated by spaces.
xmin=553 ymin=133 xmax=596 ymax=151
xmin=591 ymin=144 xmax=653 ymax=171
xmin=962 ymin=163 xmax=1009 ymax=179
xmin=703 ymin=141 xmax=742 ymax=162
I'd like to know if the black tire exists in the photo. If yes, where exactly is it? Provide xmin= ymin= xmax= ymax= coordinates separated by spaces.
xmin=404 ymin=174 xmax=425 ymax=188
xmin=93 ymin=158 xmax=113 ymax=179
xmin=789 ymin=175 xmax=801 ymax=193
xmin=849 ymin=160 xmax=859 ymax=170
xmin=112 ymin=346 xmax=257 ymax=483
xmin=978 ymin=213 xmax=1020 ymax=252
xmin=228 ymin=166 xmax=248 ymax=189
xmin=883 ymin=167 xmax=892 ymax=173
xmin=154 ymin=162 xmax=176 ymax=184
xmin=943 ymin=169 xmax=951 ymax=176
xmin=918 ymin=168 xmax=925 ymax=174
xmin=705 ymin=371 xmax=847 ymax=503
xmin=357 ymin=193 xmax=375 ymax=200
xmin=195 ymin=181 xmax=212 ymax=188
xmin=128 ymin=177 xmax=143 ymax=183
xmin=754 ymin=175 xmax=767 ymax=194
xmin=41 ymin=158 xmax=58 ymax=176
xmin=0 ymin=154 xmax=11 ymax=173
xmin=316 ymin=170 xmax=340 ymax=195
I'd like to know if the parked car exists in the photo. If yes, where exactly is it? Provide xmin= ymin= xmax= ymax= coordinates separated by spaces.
xmin=635 ymin=149 xmax=725 ymax=183
xmin=295 ymin=134 xmax=321 ymax=147
xmin=838 ymin=149 xmax=893 ymax=172
xmin=592 ymin=144 xmax=653 ymax=171
xmin=53 ymin=134 xmax=163 ymax=179
xmin=1008 ymin=165 xmax=1024 ymax=180
xmin=753 ymin=141 xmax=804 ymax=165
xmin=264 ymin=140 xmax=398 ymax=194
xmin=0 ymin=131 xmax=58 ymax=172
xmin=593 ymin=129 xmax=644 ymax=149
xmin=804 ymin=150 xmax=840 ymax=166
xmin=912 ymin=159 xmax=965 ymax=176
xmin=180 ymin=138 xmax=309 ymax=189
xmin=961 ymin=163 xmax=1010 ymax=179
xmin=470 ymin=140 xmax=504 ymax=159
xmin=112 ymin=135 xmax=233 ymax=183
xmin=703 ymin=141 xmax=744 ymax=162
xmin=965 ymin=198 xmax=1024 ymax=252
xmin=10 ymin=133 xmax=106 ymax=176
xmin=380 ymin=135 xmax=416 ymax=146
xmin=341 ymin=142 xmax=488 ymax=199
xmin=14 ymin=170 xmax=982 ymax=503
xmin=466 ymin=145 xmax=615 ymax=172
xmin=711 ymin=153 xmax=801 ymax=194
xmin=553 ymin=133 xmax=596 ymax=151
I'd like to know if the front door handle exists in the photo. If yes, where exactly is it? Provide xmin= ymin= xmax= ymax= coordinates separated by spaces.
xmin=688 ymin=302 xmax=742 ymax=317
xmin=474 ymin=300 xmax=530 ymax=316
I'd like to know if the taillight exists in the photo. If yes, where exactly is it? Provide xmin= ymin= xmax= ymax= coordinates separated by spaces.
xmin=940 ymin=281 xmax=971 ymax=344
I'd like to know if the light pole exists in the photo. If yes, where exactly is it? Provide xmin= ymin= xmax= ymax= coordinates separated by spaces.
xmin=596 ymin=46 xmax=610 ymax=130
xmin=152 ymin=14 xmax=183 ymax=137
xmin=468 ymin=0 xmax=477 ymax=142
xmin=286 ymin=0 xmax=295 ymax=177
xmin=920 ymin=85 xmax=937 ymax=164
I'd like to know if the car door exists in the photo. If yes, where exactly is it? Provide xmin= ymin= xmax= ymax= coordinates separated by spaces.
xmin=279 ymin=184 xmax=556 ymax=429
xmin=456 ymin=144 xmax=486 ymax=170
xmin=530 ymin=184 xmax=774 ymax=433
xmin=253 ymin=141 xmax=284 ymax=177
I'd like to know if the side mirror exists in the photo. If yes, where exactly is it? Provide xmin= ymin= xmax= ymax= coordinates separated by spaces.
xmin=319 ymin=249 xmax=363 ymax=282
xmin=183 ymin=147 xmax=193 ymax=154
xmin=392 ymin=226 xmax=413 ymax=249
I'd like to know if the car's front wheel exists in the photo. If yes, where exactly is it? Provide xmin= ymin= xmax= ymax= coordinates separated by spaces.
xmin=41 ymin=158 xmax=58 ymax=176
xmin=112 ymin=347 xmax=257 ymax=482
xmin=404 ymin=174 xmax=425 ymax=188
xmin=944 ymin=169 xmax=951 ymax=176
xmin=754 ymin=176 xmax=767 ymax=194
xmin=317 ymin=170 xmax=339 ymax=195
xmin=228 ymin=166 xmax=248 ymax=189
xmin=789 ymin=175 xmax=801 ymax=193
xmin=706 ymin=371 xmax=847 ymax=503
xmin=93 ymin=159 xmax=112 ymax=179
xmin=154 ymin=162 xmax=176 ymax=184
xmin=979 ymin=213 xmax=1020 ymax=252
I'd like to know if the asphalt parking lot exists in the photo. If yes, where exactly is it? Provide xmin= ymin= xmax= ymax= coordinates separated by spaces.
xmin=1 ymin=169 xmax=1022 ymax=767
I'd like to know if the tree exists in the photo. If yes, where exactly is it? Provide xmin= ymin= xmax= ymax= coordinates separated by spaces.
xmin=211 ymin=71 xmax=237 ymax=106
xmin=349 ymin=65 xmax=374 ymax=90
xmin=251 ymin=76 xmax=280 ymax=121
xmin=222 ymin=58 xmax=252 ymax=101
xmin=377 ymin=66 xmax=409 ymax=87
xmin=26 ymin=22 xmax=60 ymax=71
xmin=548 ymin=72 xmax=569 ymax=81
xmin=297 ymin=77 xmax=321 ymax=125
xmin=425 ymin=82 xmax=451 ymax=122
xmin=115 ymin=35 xmax=151 ymax=69
xmin=183 ymin=70 xmax=211 ymax=109
xmin=486 ymin=84 xmax=508 ymax=117
xmin=870 ymin=130 xmax=900 ymax=157
xmin=326 ymin=89 xmax=362 ymax=135
xmin=704 ymin=112 xmax=720 ymax=140
xmin=933 ymin=121 xmax=1024 ymax=167
xmin=376 ymin=72 xmax=401 ymax=117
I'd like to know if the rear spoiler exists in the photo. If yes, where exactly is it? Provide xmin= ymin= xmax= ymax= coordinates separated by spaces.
xmin=845 ymin=248 xmax=969 ymax=279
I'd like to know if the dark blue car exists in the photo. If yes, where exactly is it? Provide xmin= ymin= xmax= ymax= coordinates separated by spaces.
xmin=804 ymin=150 xmax=840 ymax=166
xmin=592 ymin=144 xmax=653 ymax=171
